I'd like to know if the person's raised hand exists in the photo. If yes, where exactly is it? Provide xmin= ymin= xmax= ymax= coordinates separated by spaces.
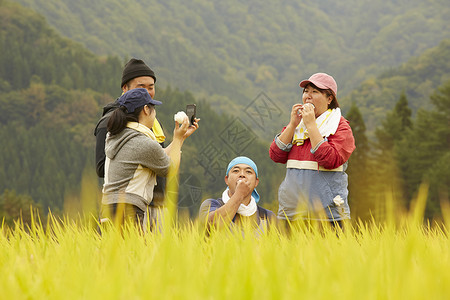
xmin=289 ymin=103 xmax=304 ymax=128
xmin=173 ymin=116 xmax=190 ymax=140
xmin=299 ymin=103 xmax=316 ymax=127
xmin=183 ymin=118 xmax=200 ymax=139
xmin=234 ymin=179 xmax=253 ymax=201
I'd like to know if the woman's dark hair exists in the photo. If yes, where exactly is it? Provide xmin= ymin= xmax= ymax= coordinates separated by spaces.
xmin=304 ymin=83 xmax=339 ymax=109
xmin=107 ymin=105 xmax=144 ymax=135
xmin=327 ymin=92 xmax=339 ymax=109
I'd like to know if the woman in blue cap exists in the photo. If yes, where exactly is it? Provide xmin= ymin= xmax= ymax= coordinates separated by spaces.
xmin=199 ymin=156 xmax=275 ymax=230
xmin=101 ymin=88 xmax=199 ymax=230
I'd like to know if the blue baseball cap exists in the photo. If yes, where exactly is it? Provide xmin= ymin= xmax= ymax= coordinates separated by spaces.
xmin=226 ymin=156 xmax=260 ymax=203
xmin=117 ymin=88 xmax=162 ymax=113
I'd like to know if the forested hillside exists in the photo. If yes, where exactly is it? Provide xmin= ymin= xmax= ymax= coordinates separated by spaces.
xmin=0 ymin=1 xmax=284 ymax=222
xmin=0 ymin=2 xmax=122 ymax=94
xmin=343 ymin=39 xmax=450 ymax=134
xmin=1 ymin=0 xmax=448 ymax=223
xmin=12 ymin=0 xmax=450 ymax=134
xmin=345 ymin=80 xmax=450 ymax=220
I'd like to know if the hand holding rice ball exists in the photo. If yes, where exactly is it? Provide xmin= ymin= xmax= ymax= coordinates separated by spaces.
xmin=174 ymin=111 xmax=188 ymax=123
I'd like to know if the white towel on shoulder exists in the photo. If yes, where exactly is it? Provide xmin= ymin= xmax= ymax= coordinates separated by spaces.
xmin=292 ymin=108 xmax=341 ymax=145
xmin=222 ymin=188 xmax=257 ymax=217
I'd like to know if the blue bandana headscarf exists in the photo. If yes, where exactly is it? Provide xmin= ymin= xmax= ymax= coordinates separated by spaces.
xmin=226 ymin=156 xmax=260 ymax=203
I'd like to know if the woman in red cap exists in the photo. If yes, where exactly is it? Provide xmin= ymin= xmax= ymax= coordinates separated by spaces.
xmin=269 ymin=73 xmax=355 ymax=229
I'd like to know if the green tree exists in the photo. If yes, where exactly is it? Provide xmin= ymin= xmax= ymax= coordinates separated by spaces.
xmin=375 ymin=91 xmax=412 ymax=151
xmin=373 ymin=92 xmax=413 ymax=216
xmin=397 ymin=81 xmax=450 ymax=218
xmin=346 ymin=102 xmax=373 ymax=220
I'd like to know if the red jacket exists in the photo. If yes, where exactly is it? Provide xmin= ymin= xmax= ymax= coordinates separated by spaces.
xmin=269 ymin=117 xmax=355 ymax=170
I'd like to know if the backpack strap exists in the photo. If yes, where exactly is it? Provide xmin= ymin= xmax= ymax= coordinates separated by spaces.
xmin=216 ymin=198 xmax=225 ymax=206
xmin=258 ymin=206 xmax=268 ymax=220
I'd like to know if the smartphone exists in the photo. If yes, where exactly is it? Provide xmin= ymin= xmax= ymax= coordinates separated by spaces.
xmin=186 ymin=104 xmax=196 ymax=126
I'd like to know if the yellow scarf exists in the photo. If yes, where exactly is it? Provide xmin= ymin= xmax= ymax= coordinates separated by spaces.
xmin=152 ymin=118 xmax=166 ymax=143
xmin=126 ymin=122 xmax=156 ymax=140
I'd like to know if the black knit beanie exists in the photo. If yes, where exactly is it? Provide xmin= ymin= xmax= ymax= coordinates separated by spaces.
xmin=121 ymin=58 xmax=156 ymax=88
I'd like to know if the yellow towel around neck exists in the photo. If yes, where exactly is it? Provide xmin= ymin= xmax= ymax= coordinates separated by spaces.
xmin=152 ymin=118 xmax=165 ymax=143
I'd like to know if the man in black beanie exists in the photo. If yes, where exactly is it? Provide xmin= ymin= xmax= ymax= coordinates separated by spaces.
xmin=120 ymin=58 xmax=156 ymax=91
xmin=94 ymin=58 xmax=167 ymax=208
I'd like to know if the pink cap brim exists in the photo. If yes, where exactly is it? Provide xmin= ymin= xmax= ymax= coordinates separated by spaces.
xmin=299 ymin=73 xmax=338 ymax=96
xmin=299 ymin=80 xmax=329 ymax=90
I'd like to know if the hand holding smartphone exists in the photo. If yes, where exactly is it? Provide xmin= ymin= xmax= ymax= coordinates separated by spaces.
xmin=186 ymin=104 xmax=196 ymax=126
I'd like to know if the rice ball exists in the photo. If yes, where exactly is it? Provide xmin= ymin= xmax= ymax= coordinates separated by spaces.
xmin=174 ymin=111 xmax=188 ymax=123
